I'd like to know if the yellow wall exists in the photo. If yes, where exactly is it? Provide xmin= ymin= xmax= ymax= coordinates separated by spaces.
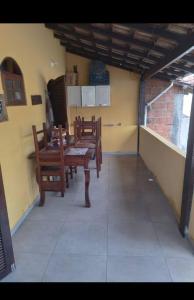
xmin=139 ymin=126 xmax=185 ymax=218
xmin=66 ymin=52 xmax=139 ymax=153
xmin=0 ymin=24 xmax=66 ymax=229
xmin=140 ymin=126 xmax=194 ymax=241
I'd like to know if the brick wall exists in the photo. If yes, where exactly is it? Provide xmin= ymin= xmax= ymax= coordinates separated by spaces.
xmin=145 ymin=79 xmax=183 ymax=141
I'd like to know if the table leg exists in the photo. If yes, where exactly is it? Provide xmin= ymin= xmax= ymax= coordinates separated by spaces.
xmin=65 ymin=171 xmax=69 ymax=188
xmin=70 ymin=166 xmax=73 ymax=179
xmin=39 ymin=190 xmax=45 ymax=207
xmin=84 ymin=168 xmax=91 ymax=207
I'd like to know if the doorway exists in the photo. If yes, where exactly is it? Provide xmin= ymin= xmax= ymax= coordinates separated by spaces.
xmin=47 ymin=76 xmax=68 ymax=128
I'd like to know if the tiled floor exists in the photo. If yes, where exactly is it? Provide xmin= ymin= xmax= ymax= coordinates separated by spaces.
xmin=2 ymin=155 xmax=194 ymax=282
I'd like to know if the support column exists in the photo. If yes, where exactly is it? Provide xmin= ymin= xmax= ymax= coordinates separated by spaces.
xmin=137 ymin=77 xmax=145 ymax=155
xmin=179 ymin=89 xmax=194 ymax=237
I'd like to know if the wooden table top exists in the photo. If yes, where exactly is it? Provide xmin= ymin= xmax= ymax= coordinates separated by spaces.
xmin=28 ymin=146 xmax=95 ymax=160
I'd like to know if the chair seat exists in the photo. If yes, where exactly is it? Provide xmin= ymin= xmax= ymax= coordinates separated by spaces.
xmin=79 ymin=135 xmax=96 ymax=141
xmin=40 ymin=165 xmax=65 ymax=176
xmin=75 ymin=141 xmax=96 ymax=149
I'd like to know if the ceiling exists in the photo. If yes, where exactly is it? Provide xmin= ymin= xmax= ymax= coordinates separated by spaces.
xmin=45 ymin=23 xmax=194 ymax=85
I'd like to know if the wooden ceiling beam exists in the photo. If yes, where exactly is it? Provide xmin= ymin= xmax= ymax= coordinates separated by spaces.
xmin=46 ymin=23 xmax=170 ymax=56
xmin=46 ymin=23 xmax=194 ymax=66
xmin=63 ymin=44 xmax=144 ymax=74
xmin=74 ymin=24 xmax=194 ymax=67
xmin=160 ymin=68 xmax=186 ymax=78
xmin=64 ymin=45 xmax=142 ymax=72
xmin=181 ymin=55 xmax=194 ymax=64
xmin=120 ymin=23 xmax=185 ymax=43
xmin=46 ymin=24 xmax=167 ymax=64
xmin=169 ymin=63 xmax=194 ymax=74
xmin=46 ymin=23 xmax=194 ymax=81
xmin=153 ymin=73 xmax=177 ymax=81
xmin=142 ymin=40 xmax=194 ymax=79
xmin=56 ymin=33 xmax=154 ymax=69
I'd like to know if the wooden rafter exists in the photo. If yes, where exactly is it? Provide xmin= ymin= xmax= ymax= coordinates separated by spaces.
xmin=142 ymin=39 xmax=194 ymax=80
xmin=45 ymin=23 xmax=170 ymax=56
xmin=56 ymin=34 xmax=153 ymax=69
xmin=170 ymin=63 xmax=194 ymax=74
xmin=120 ymin=23 xmax=184 ymax=43
xmin=64 ymin=45 xmax=143 ymax=74
xmin=45 ymin=23 xmax=194 ymax=82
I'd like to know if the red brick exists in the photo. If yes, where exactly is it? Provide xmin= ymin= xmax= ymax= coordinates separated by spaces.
xmin=167 ymin=103 xmax=174 ymax=110
xmin=145 ymin=78 xmax=185 ymax=138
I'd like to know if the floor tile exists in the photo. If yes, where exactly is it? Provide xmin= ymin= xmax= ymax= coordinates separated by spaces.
xmin=108 ymin=199 xmax=150 ymax=223
xmin=108 ymin=221 xmax=162 ymax=256
xmin=147 ymin=198 xmax=177 ymax=224
xmin=2 ymin=252 xmax=50 ymax=282
xmin=2 ymin=155 xmax=190 ymax=283
xmin=43 ymin=254 xmax=107 ymax=282
xmin=54 ymin=222 xmax=107 ymax=255
xmin=107 ymin=255 xmax=172 ymax=282
xmin=166 ymin=257 xmax=194 ymax=282
xmin=153 ymin=223 xmax=194 ymax=258
xmin=12 ymin=219 xmax=63 ymax=254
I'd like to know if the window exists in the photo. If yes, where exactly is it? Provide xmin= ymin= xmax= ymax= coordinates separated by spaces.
xmin=1 ymin=57 xmax=26 ymax=106
xmin=183 ymin=93 xmax=192 ymax=117
xmin=144 ymin=78 xmax=193 ymax=153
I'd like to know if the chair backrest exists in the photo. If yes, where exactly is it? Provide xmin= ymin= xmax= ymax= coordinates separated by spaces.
xmin=73 ymin=116 xmax=101 ymax=144
xmin=32 ymin=124 xmax=64 ymax=169
xmin=42 ymin=122 xmax=50 ymax=147
xmin=74 ymin=116 xmax=97 ymax=136
xmin=32 ymin=124 xmax=47 ymax=152
xmin=73 ymin=120 xmax=81 ymax=143
xmin=94 ymin=117 xmax=101 ymax=145
xmin=75 ymin=116 xmax=81 ymax=121
xmin=76 ymin=116 xmax=95 ymax=122
xmin=97 ymin=117 xmax=101 ymax=138
xmin=50 ymin=124 xmax=70 ymax=143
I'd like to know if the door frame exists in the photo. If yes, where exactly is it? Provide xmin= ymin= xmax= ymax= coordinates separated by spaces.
xmin=0 ymin=165 xmax=15 ymax=280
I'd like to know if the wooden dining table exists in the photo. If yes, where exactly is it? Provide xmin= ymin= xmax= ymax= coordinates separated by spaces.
xmin=28 ymin=141 xmax=94 ymax=208
xmin=63 ymin=147 xmax=93 ymax=207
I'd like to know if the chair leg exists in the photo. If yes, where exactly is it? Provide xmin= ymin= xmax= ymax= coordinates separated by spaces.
xmin=70 ymin=167 xmax=73 ymax=179
xmin=61 ymin=173 xmax=65 ymax=197
xmin=39 ymin=190 xmax=45 ymax=206
xmin=96 ymin=150 xmax=100 ymax=178
xmin=74 ymin=166 xmax=77 ymax=174
xmin=99 ymin=150 xmax=101 ymax=171
xmin=66 ymin=171 xmax=69 ymax=188
xmin=100 ymin=141 xmax=102 ymax=164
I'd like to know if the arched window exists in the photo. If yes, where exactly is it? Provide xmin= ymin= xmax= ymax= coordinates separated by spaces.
xmin=1 ymin=57 xmax=26 ymax=106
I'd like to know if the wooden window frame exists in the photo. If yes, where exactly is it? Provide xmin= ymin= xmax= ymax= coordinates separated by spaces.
xmin=1 ymin=71 xmax=27 ymax=106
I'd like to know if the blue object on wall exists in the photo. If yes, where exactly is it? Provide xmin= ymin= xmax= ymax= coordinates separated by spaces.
xmin=89 ymin=60 xmax=110 ymax=85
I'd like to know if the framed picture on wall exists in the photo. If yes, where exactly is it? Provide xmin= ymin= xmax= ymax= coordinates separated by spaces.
xmin=0 ymin=94 xmax=8 ymax=122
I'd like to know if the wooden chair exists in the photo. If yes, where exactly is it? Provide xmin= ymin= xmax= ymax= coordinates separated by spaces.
xmin=75 ymin=115 xmax=96 ymax=137
xmin=44 ymin=122 xmax=75 ymax=147
xmin=49 ymin=124 xmax=77 ymax=178
xmin=74 ymin=117 xmax=102 ymax=178
xmin=32 ymin=124 xmax=68 ymax=206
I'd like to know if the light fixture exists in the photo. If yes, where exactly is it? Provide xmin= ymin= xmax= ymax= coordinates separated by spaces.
xmin=50 ymin=59 xmax=58 ymax=68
